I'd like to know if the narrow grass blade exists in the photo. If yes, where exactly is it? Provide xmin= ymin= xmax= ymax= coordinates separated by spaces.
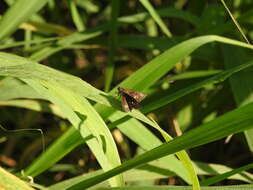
xmin=0 ymin=99 xmax=64 ymax=118
xmin=118 ymin=7 xmax=200 ymax=26
xmin=222 ymin=45 xmax=253 ymax=151
xmin=104 ymin=0 xmax=120 ymax=91
xmin=29 ymin=24 xmax=108 ymax=61
xmin=194 ymin=161 xmax=253 ymax=183
xmin=22 ymin=21 xmax=73 ymax=35
xmin=108 ymin=112 xmax=191 ymax=184
xmin=159 ymin=70 xmax=222 ymax=83
xmin=68 ymin=0 xmax=85 ymax=31
xmin=142 ymin=60 xmax=253 ymax=113
xmin=0 ymin=0 xmax=48 ymax=40
xmin=139 ymin=0 xmax=172 ymax=37
xmin=220 ymin=0 xmax=250 ymax=44
xmin=147 ymin=119 xmax=200 ymax=190
xmin=0 ymin=37 xmax=61 ymax=50
xmin=115 ymin=35 xmax=253 ymax=92
xmin=200 ymin=162 xmax=253 ymax=186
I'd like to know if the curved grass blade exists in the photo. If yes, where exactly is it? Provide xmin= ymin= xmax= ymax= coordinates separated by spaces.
xmin=142 ymin=60 xmax=253 ymax=113
xmin=115 ymin=35 xmax=253 ymax=92
xmin=0 ymin=59 xmax=198 ymax=188
xmin=0 ymin=53 xmax=124 ymax=186
xmin=148 ymin=118 xmax=200 ymax=190
xmin=195 ymin=161 xmax=253 ymax=183
xmin=200 ymin=162 xmax=253 ymax=186
xmin=25 ymin=80 xmax=124 ymax=187
xmin=68 ymin=101 xmax=253 ymax=189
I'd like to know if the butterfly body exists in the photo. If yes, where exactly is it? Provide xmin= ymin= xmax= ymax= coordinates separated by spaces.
xmin=117 ymin=87 xmax=147 ymax=112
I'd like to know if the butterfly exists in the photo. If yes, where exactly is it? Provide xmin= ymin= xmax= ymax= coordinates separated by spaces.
xmin=117 ymin=87 xmax=147 ymax=112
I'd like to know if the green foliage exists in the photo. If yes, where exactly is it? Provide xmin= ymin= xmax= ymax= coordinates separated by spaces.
xmin=1 ymin=1 xmax=253 ymax=190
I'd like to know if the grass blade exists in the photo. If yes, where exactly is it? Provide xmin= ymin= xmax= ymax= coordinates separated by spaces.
xmin=104 ymin=0 xmax=120 ymax=91
xmin=0 ymin=0 xmax=48 ymax=40
xmin=139 ymin=0 xmax=172 ymax=37
xmin=222 ymin=45 xmax=253 ymax=151
xmin=67 ymin=101 xmax=253 ymax=189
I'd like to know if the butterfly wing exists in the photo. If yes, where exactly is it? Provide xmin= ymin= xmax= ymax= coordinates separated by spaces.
xmin=118 ymin=87 xmax=145 ymax=112
xmin=124 ymin=93 xmax=141 ymax=111
xmin=121 ymin=95 xmax=130 ymax=112
xmin=122 ymin=88 xmax=147 ymax=102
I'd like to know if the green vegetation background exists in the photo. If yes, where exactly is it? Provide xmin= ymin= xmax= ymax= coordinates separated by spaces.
xmin=1 ymin=1 xmax=253 ymax=190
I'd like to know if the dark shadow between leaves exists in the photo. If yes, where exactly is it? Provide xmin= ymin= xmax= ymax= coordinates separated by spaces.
xmin=75 ymin=111 xmax=87 ymax=132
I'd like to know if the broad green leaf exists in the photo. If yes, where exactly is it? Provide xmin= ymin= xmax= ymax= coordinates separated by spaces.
xmin=44 ymin=81 xmax=124 ymax=186
xmin=0 ymin=167 xmax=35 ymax=190
xmin=25 ymin=80 xmax=124 ymax=187
xmin=0 ymin=99 xmax=64 ymax=118
xmin=158 ymin=70 xmax=222 ymax=84
xmin=0 ymin=77 xmax=42 ymax=101
xmin=0 ymin=53 xmax=124 ymax=186
xmin=0 ymin=53 xmax=187 ymax=185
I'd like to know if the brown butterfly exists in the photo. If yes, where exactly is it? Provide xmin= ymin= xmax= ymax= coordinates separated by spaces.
xmin=117 ymin=87 xmax=147 ymax=112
